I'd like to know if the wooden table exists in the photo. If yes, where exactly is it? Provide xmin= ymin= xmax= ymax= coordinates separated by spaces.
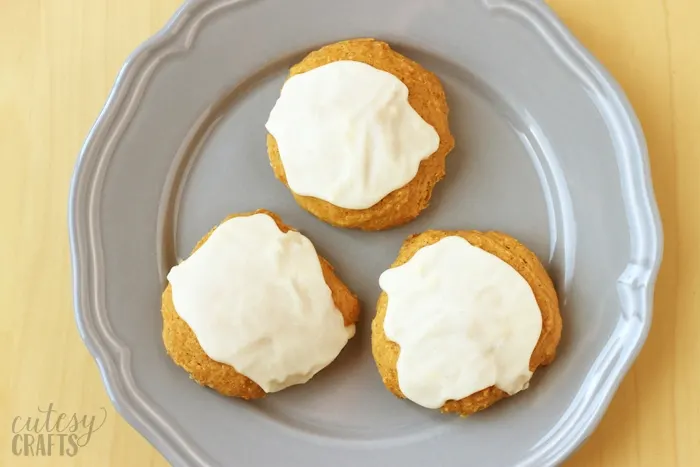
xmin=1 ymin=0 xmax=697 ymax=465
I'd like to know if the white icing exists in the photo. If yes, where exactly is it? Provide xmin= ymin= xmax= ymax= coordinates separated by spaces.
xmin=167 ymin=213 xmax=354 ymax=393
xmin=379 ymin=236 xmax=542 ymax=409
xmin=265 ymin=60 xmax=440 ymax=210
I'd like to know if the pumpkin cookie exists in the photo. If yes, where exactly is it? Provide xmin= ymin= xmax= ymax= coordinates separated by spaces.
xmin=266 ymin=38 xmax=455 ymax=230
xmin=371 ymin=229 xmax=562 ymax=416
xmin=162 ymin=209 xmax=360 ymax=399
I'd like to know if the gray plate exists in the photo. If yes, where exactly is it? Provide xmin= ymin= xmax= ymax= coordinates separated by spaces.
xmin=68 ymin=0 xmax=663 ymax=466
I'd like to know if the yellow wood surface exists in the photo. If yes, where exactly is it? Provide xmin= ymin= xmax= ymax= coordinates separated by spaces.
xmin=0 ymin=0 xmax=697 ymax=465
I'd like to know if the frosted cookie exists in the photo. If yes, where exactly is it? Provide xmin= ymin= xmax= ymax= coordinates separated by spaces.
xmin=371 ymin=230 xmax=562 ymax=416
xmin=162 ymin=209 xmax=360 ymax=399
xmin=265 ymin=38 xmax=455 ymax=230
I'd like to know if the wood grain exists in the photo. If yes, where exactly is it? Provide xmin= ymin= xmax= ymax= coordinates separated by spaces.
xmin=0 ymin=0 xmax=697 ymax=465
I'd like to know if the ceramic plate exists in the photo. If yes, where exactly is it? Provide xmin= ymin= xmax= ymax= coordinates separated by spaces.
xmin=69 ymin=0 xmax=663 ymax=465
